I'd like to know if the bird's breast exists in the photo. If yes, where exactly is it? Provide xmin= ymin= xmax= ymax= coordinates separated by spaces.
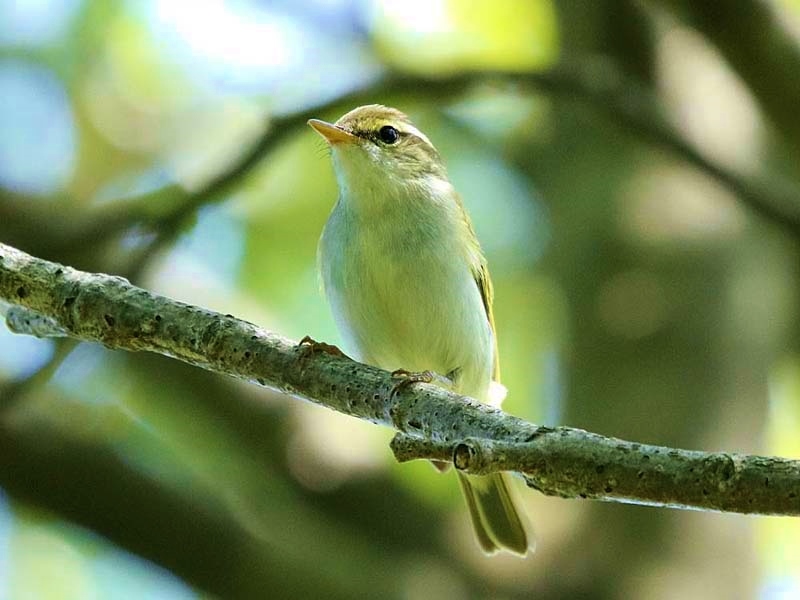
xmin=319 ymin=199 xmax=494 ymax=399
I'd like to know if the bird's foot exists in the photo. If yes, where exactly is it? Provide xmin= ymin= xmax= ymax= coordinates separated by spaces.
xmin=390 ymin=368 xmax=454 ymax=399
xmin=297 ymin=335 xmax=349 ymax=360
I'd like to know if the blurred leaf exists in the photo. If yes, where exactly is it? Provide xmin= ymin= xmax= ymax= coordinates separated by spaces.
xmin=494 ymin=274 xmax=567 ymax=422
xmin=9 ymin=516 xmax=95 ymax=600
xmin=236 ymin=130 xmax=340 ymax=341
xmin=767 ymin=356 xmax=800 ymax=458
xmin=760 ymin=356 xmax=800 ymax=595
xmin=372 ymin=0 xmax=559 ymax=74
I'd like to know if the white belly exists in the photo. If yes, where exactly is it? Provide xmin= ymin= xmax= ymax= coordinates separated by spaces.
xmin=319 ymin=201 xmax=494 ymax=400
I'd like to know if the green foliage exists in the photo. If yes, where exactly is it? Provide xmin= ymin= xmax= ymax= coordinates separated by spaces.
xmin=2 ymin=0 xmax=800 ymax=598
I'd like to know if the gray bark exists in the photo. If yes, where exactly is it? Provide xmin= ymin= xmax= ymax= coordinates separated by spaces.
xmin=1 ymin=241 xmax=798 ymax=515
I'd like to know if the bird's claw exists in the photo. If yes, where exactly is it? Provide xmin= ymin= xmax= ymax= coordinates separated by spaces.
xmin=297 ymin=335 xmax=348 ymax=359
xmin=389 ymin=369 xmax=436 ymax=399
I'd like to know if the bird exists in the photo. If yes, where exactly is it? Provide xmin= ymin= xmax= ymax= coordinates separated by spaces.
xmin=308 ymin=104 xmax=531 ymax=555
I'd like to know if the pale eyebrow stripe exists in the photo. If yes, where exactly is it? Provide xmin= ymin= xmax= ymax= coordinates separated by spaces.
xmin=403 ymin=124 xmax=432 ymax=146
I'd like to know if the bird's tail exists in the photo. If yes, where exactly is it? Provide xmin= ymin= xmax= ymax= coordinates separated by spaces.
xmin=457 ymin=471 xmax=532 ymax=556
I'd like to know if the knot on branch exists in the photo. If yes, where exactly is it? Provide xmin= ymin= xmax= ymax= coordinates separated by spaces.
xmin=390 ymin=434 xmax=508 ymax=476
xmin=453 ymin=441 xmax=478 ymax=471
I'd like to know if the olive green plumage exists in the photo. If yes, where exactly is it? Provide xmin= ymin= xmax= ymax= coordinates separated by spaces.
xmin=310 ymin=105 xmax=531 ymax=555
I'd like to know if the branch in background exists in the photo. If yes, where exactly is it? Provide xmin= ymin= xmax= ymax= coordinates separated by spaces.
xmin=519 ymin=61 xmax=800 ymax=239
xmin=142 ymin=63 xmax=800 ymax=240
xmin=2 ymin=241 xmax=798 ymax=516
xmin=0 ymin=418 xmax=346 ymax=600
xmin=24 ymin=60 xmax=799 ymax=257
xmin=660 ymin=0 xmax=800 ymax=161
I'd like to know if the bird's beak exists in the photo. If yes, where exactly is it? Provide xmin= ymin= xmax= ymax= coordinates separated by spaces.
xmin=308 ymin=119 xmax=358 ymax=145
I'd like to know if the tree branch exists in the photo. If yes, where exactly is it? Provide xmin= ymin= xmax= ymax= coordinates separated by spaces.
xmin=37 ymin=61 xmax=800 ymax=255
xmin=390 ymin=433 xmax=797 ymax=514
xmin=1 ymin=241 xmax=798 ymax=516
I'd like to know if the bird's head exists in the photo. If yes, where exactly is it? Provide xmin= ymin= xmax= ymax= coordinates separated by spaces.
xmin=309 ymin=105 xmax=447 ymax=202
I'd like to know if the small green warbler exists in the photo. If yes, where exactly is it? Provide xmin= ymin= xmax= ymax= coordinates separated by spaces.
xmin=309 ymin=105 xmax=531 ymax=556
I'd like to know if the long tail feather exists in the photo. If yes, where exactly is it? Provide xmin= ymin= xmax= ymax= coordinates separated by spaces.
xmin=457 ymin=472 xmax=532 ymax=555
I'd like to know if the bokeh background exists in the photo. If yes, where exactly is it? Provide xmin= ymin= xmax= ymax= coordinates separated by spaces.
xmin=1 ymin=0 xmax=800 ymax=598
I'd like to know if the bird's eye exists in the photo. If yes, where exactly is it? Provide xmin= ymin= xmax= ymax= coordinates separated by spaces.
xmin=378 ymin=125 xmax=399 ymax=144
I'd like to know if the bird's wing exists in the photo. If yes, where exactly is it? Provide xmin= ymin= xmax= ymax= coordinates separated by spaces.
xmin=472 ymin=258 xmax=501 ymax=384
xmin=455 ymin=191 xmax=503 ymax=390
